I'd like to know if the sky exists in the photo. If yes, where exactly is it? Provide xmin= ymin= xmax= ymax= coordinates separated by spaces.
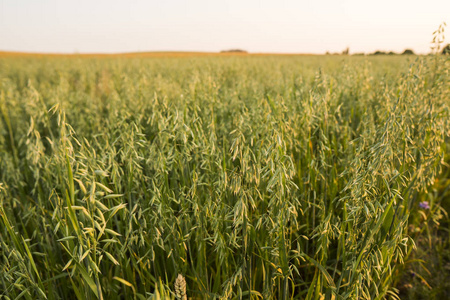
xmin=0 ymin=0 xmax=449 ymax=54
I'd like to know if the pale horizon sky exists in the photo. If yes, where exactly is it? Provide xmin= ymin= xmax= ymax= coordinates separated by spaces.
xmin=0 ymin=0 xmax=449 ymax=55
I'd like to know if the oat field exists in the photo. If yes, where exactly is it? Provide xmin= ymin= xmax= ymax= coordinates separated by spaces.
xmin=0 ymin=53 xmax=449 ymax=299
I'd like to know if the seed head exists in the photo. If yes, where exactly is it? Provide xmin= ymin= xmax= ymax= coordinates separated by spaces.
xmin=174 ymin=274 xmax=187 ymax=300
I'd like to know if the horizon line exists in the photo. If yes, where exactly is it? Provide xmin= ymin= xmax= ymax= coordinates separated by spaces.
xmin=0 ymin=50 xmax=322 ymax=57
xmin=0 ymin=49 xmax=429 ymax=58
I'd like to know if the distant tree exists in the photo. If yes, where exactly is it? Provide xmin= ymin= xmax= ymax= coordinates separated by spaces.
xmin=402 ymin=49 xmax=415 ymax=55
xmin=388 ymin=51 xmax=397 ymax=55
xmin=372 ymin=51 xmax=386 ymax=55
xmin=443 ymin=44 xmax=450 ymax=55
xmin=220 ymin=49 xmax=248 ymax=53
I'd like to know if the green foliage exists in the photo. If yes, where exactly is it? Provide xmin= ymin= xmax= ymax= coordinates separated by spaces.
xmin=0 ymin=54 xmax=448 ymax=299
xmin=401 ymin=49 xmax=415 ymax=55
xmin=394 ymin=151 xmax=450 ymax=299
xmin=442 ymin=44 xmax=450 ymax=55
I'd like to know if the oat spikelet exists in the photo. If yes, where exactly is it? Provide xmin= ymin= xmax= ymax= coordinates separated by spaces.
xmin=174 ymin=274 xmax=187 ymax=300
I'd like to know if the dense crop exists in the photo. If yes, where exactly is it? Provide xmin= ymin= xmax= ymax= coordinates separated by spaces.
xmin=0 ymin=54 xmax=448 ymax=299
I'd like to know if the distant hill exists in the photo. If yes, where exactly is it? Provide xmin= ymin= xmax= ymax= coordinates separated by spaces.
xmin=0 ymin=51 xmax=318 ymax=58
